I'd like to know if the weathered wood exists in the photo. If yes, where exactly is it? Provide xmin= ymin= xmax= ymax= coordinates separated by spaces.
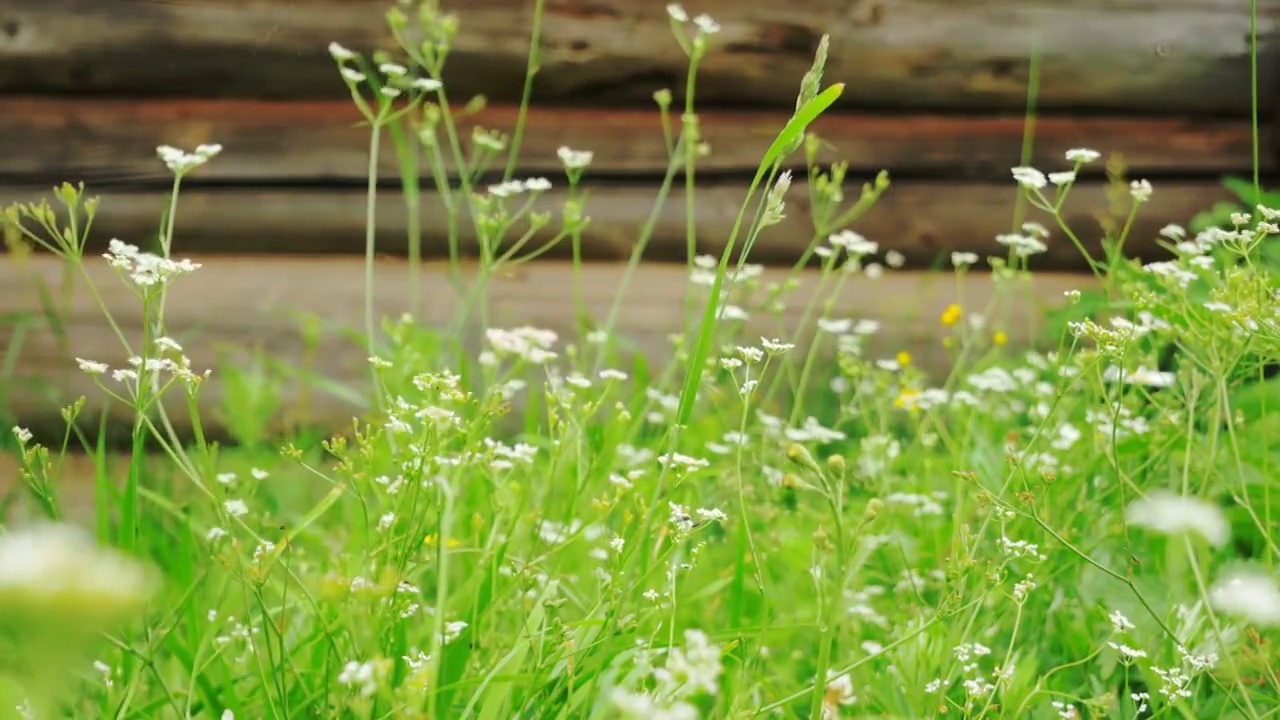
xmin=0 ymin=180 xmax=1232 ymax=271
xmin=0 ymin=98 xmax=1266 ymax=185
xmin=0 ymin=98 xmax=1267 ymax=185
xmin=2 ymin=0 xmax=1277 ymax=115
xmin=0 ymin=255 xmax=1094 ymax=441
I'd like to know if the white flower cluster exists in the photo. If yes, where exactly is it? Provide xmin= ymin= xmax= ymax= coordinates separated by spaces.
xmin=327 ymin=42 xmax=442 ymax=95
xmin=666 ymin=4 xmax=720 ymax=34
xmin=611 ymin=629 xmax=722 ymax=719
xmin=76 ymin=335 xmax=204 ymax=388
xmin=103 ymin=239 xmax=201 ymax=288
xmin=157 ymin=143 xmax=222 ymax=175
xmin=688 ymin=253 xmax=765 ymax=288
xmin=483 ymin=326 xmax=559 ymax=365
xmin=488 ymin=177 xmax=552 ymax=198
xmin=995 ymin=222 xmax=1050 ymax=258
xmin=557 ymin=146 xmax=593 ymax=171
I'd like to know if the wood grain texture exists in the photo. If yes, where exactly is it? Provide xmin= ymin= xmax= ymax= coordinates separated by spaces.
xmin=0 ymin=179 xmax=1232 ymax=270
xmin=0 ymin=254 xmax=1094 ymax=440
xmin=1 ymin=0 xmax=1276 ymax=114
xmin=0 ymin=98 xmax=1267 ymax=185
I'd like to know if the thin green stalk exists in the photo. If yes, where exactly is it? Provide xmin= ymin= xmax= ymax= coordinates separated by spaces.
xmin=1012 ymin=31 xmax=1041 ymax=234
xmin=502 ymin=0 xmax=545 ymax=183
xmin=1251 ymin=0 xmax=1261 ymax=200
xmin=427 ymin=480 xmax=456 ymax=720
xmin=593 ymin=134 xmax=688 ymax=370
xmin=364 ymin=108 xmax=390 ymax=416
xmin=1182 ymin=536 xmax=1262 ymax=719
xmin=807 ymin=587 xmax=833 ymax=720
xmin=389 ymin=118 xmax=424 ymax=318
xmin=785 ymin=257 xmax=848 ymax=426
xmin=681 ymin=55 xmax=703 ymax=330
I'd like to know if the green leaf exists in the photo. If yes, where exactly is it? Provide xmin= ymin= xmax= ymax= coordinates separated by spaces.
xmin=762 ymin=83 xmax=845 ymax=172
xmin=471 ymin=581 xmax=553 ymax=720
xmin=675 ymin=83 xmax=845 ymax=427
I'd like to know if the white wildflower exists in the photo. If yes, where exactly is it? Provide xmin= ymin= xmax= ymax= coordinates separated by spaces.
xmin=1108 ymin=642 xmax=1148 ymax=662
xmin=157 ymin=143 xmax=222 ymax=175
xmin=1125 ymin=490 xmax=1229 ymax=547
xmin=1065 ymin=148 xmax=1101 ymax=163
xmin=1209 ymin=568 xmax=1280 ymax=627
xmin=693 ymin=14 xmax=720 ymax=34
xmin=328 ymin=42 xmax=356 ymax=62
xmin=668 ymin=503 xmax=695 ymax=533
xmin=0 ymin=523 xmax=158 ymax=635
xmin=557 ymin=146 xmax=594 ymax=170
xmin=818 ymin=318 xmax=852 ymax=334
xmin=760 ymin=337 xmax=794 ymax=354
xmin=654 ymin=629 xmax=723 ymax=697
xmin=1011 ymin=166 xmax=1047 ymax=189
xmin=524 ymin=177 xmax=553 ymax=192
xmin=828 ymin=230 xmax=878 ymax=256
xmin=995 ymin=232 xmax=1048 ymax=257
xmin=611 ymin=688 xmax=698 ymax=720
xmin=695 ymin=507 xmax=728 ymax=523
xmin=1109 ymin=609 xmax=1135 ymax=633
xmin=824 ymin=669 xmax=857 ymax=708
xmin=1130 ymin=179 xmax=1153 ymax=202
xmin=76 ymin=358 xmax=108 ymax=375
xmin=337 ymin=660 xmax=381 ymax=698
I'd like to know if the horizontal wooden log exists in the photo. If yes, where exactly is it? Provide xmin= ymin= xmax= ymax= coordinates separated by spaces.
xmin=2 ymin=0 xmax=1278 ymax=115
xmin=0 ymin=98 xmax=1266 ymax=185
xmin=0 ymin=255 xmax=1093 ymax=443
xmin=0 ymin=179 xmax=1233 ymax=271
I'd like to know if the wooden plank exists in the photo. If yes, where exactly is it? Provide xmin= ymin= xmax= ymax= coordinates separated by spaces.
xmin=0 ymin=180 xmax=1232 ymax=271
xmin=2 ymin=0 xmax=1277 ymax=115
xmin=0 ymin=255 xmax=1094 ymax=442
xmin=0 ymin=98 xmax=1266 ymax=184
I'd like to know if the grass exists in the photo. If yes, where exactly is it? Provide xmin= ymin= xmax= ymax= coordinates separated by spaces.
xmin=2 ymin=2 xmax=1280 ymax=719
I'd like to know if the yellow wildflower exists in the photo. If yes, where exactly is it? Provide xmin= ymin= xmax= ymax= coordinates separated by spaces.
xmin=941 ymin=304 xmax=962 ymax=327
xmin=896 ymin=350 xmax=912 ymax=367
xmin=894 ymin=388 xmax=920 ymax=409
xmin=993 ymin=330 xmax=1008 ymax=346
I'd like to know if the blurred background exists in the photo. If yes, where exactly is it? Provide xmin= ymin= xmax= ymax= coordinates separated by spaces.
xmin=1 ymin=0 xmax=1277 ymax=441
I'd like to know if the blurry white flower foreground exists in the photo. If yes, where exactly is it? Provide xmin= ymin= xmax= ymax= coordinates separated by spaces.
xmin=0 ymin=523 xmax=158 ymax=635
xmin=1210 ymin=568 xmax=1280 ymax=628
xmin=1124 ymin=490 xmax=1230 ymax=548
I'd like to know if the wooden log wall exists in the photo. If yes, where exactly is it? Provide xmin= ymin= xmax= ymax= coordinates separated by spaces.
xmin=2 ymin=0 xmax=1279 ymax=440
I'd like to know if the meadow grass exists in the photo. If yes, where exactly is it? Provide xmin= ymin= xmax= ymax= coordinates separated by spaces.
xmin=2 ymin=2 xmax=1280 ymax=719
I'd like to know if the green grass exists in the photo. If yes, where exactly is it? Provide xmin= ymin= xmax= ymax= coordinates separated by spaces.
xmin=2 ymin=3 xmax=1280 ymax=719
